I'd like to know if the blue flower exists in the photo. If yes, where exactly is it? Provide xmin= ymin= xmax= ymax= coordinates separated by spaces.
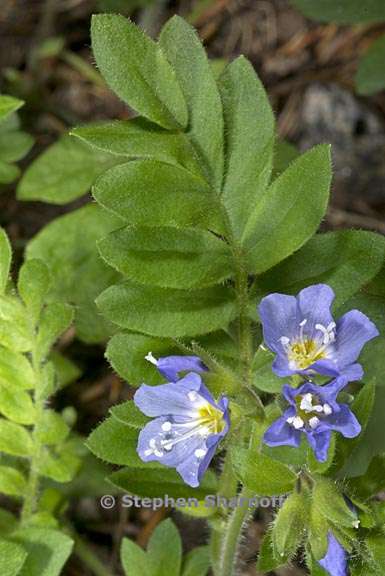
xmin=318 ymin=532 xmax=348 ymax=576
xmin=134 ymin=366 xmax=230 ymax=488
xmin=263 ymin=377 xmax=361 ymax=461
xmin=259 ymin=284 xmax=378 ymax=381
xmin=145 ymin=352 xmax=207 ymax=382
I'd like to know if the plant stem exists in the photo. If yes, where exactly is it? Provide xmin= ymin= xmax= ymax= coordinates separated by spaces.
xmin=71 ymin=530 xmax=114 ymax=576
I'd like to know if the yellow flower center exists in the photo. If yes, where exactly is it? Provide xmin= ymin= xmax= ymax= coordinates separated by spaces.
xmin=198 ymin=403 xmax=226 ymax=434
xmin=288 ymin=339 xmax=326 ymax=370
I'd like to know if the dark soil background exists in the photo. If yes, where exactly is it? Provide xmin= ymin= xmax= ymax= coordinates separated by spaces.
xmin=1 ymin=1 xmax=385 ymax=574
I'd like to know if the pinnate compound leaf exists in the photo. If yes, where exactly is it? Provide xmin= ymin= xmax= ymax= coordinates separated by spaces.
xmin=98 ymin=226 xmax=233 ymax=289
xmin=36 ymin=303 xmax=73 ymax=361
xmin=242 ymin=144 xmax=332 ymax=274
xmin=91 ymin=14 xmax=187 ymax=130
xmin=0 ymin=466 xmax=27 ymax=497
xmin=159 ymin=15 xmax=224 ymax=186
xmin=0 ymin=347 xmax=36 ymax=390
xmin=96 ymin=281 xmax=237 ymax=338
xmin=121 ymin=538 xmax=150 ymax=576
xmin=12 ymin=527 xmax=73 ymax=576
xmin=106 ymin=331 xmax=177 ymax=386
xmin=147 ymin=519 xmax=182 ymax=576
xmin=0 ymin=95 xmax=23 ymax=121
xmin=218 ymin=56 xmax=275 ymax=236
xmin=93 ymin=160 xmax=223 ymax=232
xmin=26 ymin=204 xmax=121 ymax=343
xmin=0 ymin=227 xmax=11 ymax=293
xmin=0 ymin=539 xmax=27 ymax=576
xmin=257 ymin=230 xmax=385 ymax=309
xmin=356 ymin=34 xmax=385 ymax=95
xmin=290 ymin=0 xmax=385 ymax=23
xmin=0 ymin=384 xmax=36 ymax=425
xmin=17 ymin=135 xmax=123 ymax=204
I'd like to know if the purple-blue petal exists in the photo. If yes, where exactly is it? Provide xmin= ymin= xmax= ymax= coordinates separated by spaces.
xmin=336 ymin=310 xmax=379 ymax=368
xmin=155 ymin=355 xmax=207 ymax=381
xmin=134 ymin=372 xmax=202 ymax=417
xmin=318 ymin=532 xmax=348 ymax=576
xmin=258 ymin=293 xmax=297 ymax=354
xmin=263 ymin=409 xmax=301 ymax=448
xmin=306 ymin=429 xmax=332 ymax=462
xmin=296 ymin=284 xmax=335 ymax=340
xmin=326 ymin=404 xmax=361 ymax=439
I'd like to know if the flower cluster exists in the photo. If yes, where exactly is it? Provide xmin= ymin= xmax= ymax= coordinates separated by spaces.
xmin=260 ymin=283 xmax=378 ymax=462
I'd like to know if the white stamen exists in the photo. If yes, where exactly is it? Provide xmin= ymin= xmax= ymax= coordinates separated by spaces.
xmin=300 ymin=393 xmax=314 ymax=412
xmin=154 ymin=449 xmax=164 ymax=457
xmin=323 ymin=403 xmax=332 ymax=416
xmin=162 ymin=421 xmax=172 ymax=432
xmin=313 ymin=404 xmax=324 ymax=413
xmin=194 ymin=448 xmax=207 ymax=459
xmin=309 ymin=416 xmax=320 ymax=429
xmin=188 ymin=391 xmax=198 ymax=402
xmin=299 ymin=319 xmax=307 ymax=326
xmin=144 ymin=449 xmax=153 ymax=456
xmin=353 ymin=520 xmax=360 ymax=529
xmin=149 ymin=438 xmax=157 ymax=449
xmin=145 ymin=351 xmax=158 ymax=365
xmin=287 ymin=415 xmax=304 ymax=429
xmin=280 ymin=336 xmax=290 ymax=346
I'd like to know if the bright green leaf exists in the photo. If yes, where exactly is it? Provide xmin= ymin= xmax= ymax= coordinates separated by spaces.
xmin=121 ymin=538 xmax=150 ymax=576
xmin=0 ymin=96 xmax=23 ymax=121
xmin=182 ymin=546 xmax=210 ymax=576
xmin=0 ymin=539 xmax=27 ymax=576
xmin=36 ymin=302 xmax=73 ymax=361
xmin=0 ymin=227 xmax=11 ymax=293
xmin=0 ymin=161 xmax=20 ymax=184
xmin=36 ymin=410 xmax=70 ymax=445
xmin=0 ymin=384 xmax=35 ymax=425
xmin=0 ymin=466 xmax=27 ymax=497
xmin=273 ymin=490 xmax=309 ymax=558
xmin=0 ymin=420 xmax=33 ymax=457
xmin=12 ymin=527 xmax=73 ymax=576
xmin=18 ymin=259 xmax=50 ymax=321
xmin=147 ymin=519 xmax=182 ymax=576
xmin=0 ymin=131 xmax=33 ymax=163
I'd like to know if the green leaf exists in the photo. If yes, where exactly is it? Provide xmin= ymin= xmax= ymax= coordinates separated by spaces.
xmin=87 ymin=415 xmax=146 ymax=467
xmin=37 ymin=445 xmax=81 ymax=483
xmin=0 ymin=466 xmax=27 ymax=497
xmin=312 ymin=478 xmax=358 ymax=529
xmin=182 ymin=546 xmax=210 ymax=576
xmin=0 ymin=161 xmax=20 ymax=184
xmin=26 ymin=204 xmax=121 ymax=343
xmin=121 ymin=538 xmax=150 ymax=576
xmin=147 ymin=519 xmax=182 ymax=576
xmin=273 ymin=490 xmax=309 ymax=558
xmin=218 ymin=56 xmax=274 ymax=236
xmin=272 ymin=139 xmax=299 ymax=178
xmin=36 ymin=410 xmax=70 ymax=445
xmin=257 ymin=230 xmax=385 ymax=309
xmin=159 ymin=16 xmax=223 ymax=186
xmin=232 ymin=447 xmax=296 ymax=495
xmin=0 ymin=384 xmax=35 ymax=425
xmin=106 ymin=331 xmax=177 ymax=385
xmin=0 ymin=131 xmax=33 ymax=163
xmin=356 ymin=34 xmax=385 ymax=95
xmin=17 ymin=136 xmax=122 ymax=204
xmin=252 ymin=346 xmax=283 ymax=393
xmin=309 ymin=508 xmax=329 ymax=560
xmin=93 ymin=160 xmax=222 ymax=231
xmin=0 ymin=96 xmax=23 ymax=121
xmin=50 ymin=351 xmax=81 ymax=389
xmin=72 ymin=118 xmax=196 ymax=168
xmin=347 ymin=455 xmax=385 ymax=499
xmin=12 ymin=527 xmax=73 ymax=576
xmin=257 ymin=529 xmax=288 ymax=572
xmin=91 ymin=14 xmax=187 ymax=130
xmin=98 ymin=226 xmax=233 ymax=289
xmin=290 ymin=0 xmax=385 ymax=23
xmin=243 ymin=145 xmax=332 ymax=274
xmin=0 ymin=348 xmax=36 ymax=394
xmin=0 ymin=227 xmax=11 ymax=293
xmin=110 ymin=401 xmax=150 ymax=429
xmin=96 ymin=280 xmax=236 ymax=337
xmin=18 ymin=259 xmax=50 ymax=321
xmin=0 ymin=295 xmax=32 ymax=353
xmin=109 ymin=466 xmax=218 ymax=499
xmin=36 ymin=303 xmax=73 ymax=361
xmin=0 ymin=420 xmax=33 ymax=457
xmin=0 ymin=539 xmax=28 ymax=576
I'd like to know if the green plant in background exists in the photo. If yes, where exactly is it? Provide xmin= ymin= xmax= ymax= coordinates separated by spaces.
xmin=0 ymin=95 xmax=33 ymax=185
xmin=290 ymin=0 xmax=385 ymax=95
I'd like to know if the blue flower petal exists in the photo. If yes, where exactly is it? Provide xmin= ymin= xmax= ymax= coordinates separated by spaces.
xmin=263 ymin=409 xmax=301 ymax=448
xmin=326 ymin=404 xmax=361 ymax=439
xmin=155 ymin=355 xmax=207 ymax=382
xmin=259 ymin=293 xmax=297 ymax=354
xmin=319 ymin=532 xmax=348 ymax=576
xmin=296 ymin=284 xmax=335 ymax=341
xmin=336 ymin=310 xmax=379 ymax=368
xmin=306 ymin=429 xmax=332 ymax=462
xmin=134 ymin=372 xmax=203 ymax=417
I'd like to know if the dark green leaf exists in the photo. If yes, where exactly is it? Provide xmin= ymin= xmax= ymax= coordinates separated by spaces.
xmin=91 ymin=14 xmax=187 ymax=129
xmin=290 ymin=0 xmax=385 ymax=23
xmin=0 ymin=131 xmax=33 ymax=163
xmin=243 ymin=145 xmax=332 ymax=274
xmin=96 ymin=280 xmax=237 ymax=337
xmin=110 ymin=401 xmax=150 ymax=429
xmin=0 ymin=161 xmax=20 ymax=184
xmin=218 ymin=56 xmax=274 ymax=236
xmin=182 ymin=546 xmax=210 ymax=576
xmin=121 ymin=538 xmax=150 ymax=576
xmin=356 ymin=34 xmax=385 ymax=95
xmin=273 ymin=490 xmax=309 ymax=558
xmin=98 ymin=225 xmax=233 ymax=289
xmin=159 ymin=15 xmax=223 ymax=186
xmin=87 ymin=416 xmax=146 ymax=467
